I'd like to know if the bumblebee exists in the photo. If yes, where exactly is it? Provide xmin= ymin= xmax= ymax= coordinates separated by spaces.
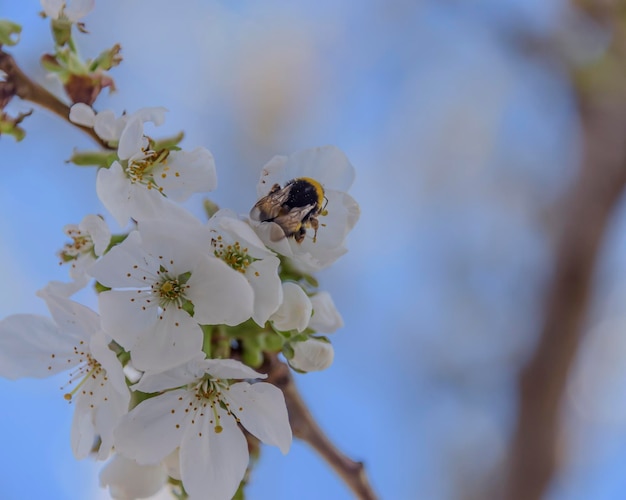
xmin=250 ymin=177 xmax=327 ymax=243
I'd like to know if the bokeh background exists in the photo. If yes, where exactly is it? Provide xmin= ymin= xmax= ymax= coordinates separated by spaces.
xmin=2 ymin=1 xmax=626 ymax=499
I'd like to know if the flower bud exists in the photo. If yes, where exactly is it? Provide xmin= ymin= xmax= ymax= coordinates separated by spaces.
xmin=289 ymin=338 xmax=334 ymax=372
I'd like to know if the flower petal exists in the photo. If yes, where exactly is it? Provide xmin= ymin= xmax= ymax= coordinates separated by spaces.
xmin=0 ymin=314 xmax=79 ymax=379
xmin=96 ymin=162 xmax=134 ymax=227
xmin=180 ymin=406 xmax=248 ymax=500
xmin=270 ymin=282 xmax=312 ymax=333
xmin=69 ymin=103 xmax=95 ymax=127
xmin=100 ymin=454 xmax=167 ymax=500
xmin=79 ymin=214 xmax=111 ymax=256
xmin=65 ymin=0 xmax=94 ymax=21
xmin=309 ymin=291 xmax=343 ymax=333
xmin=130 ymin=311 xmax=203 ymax=372
xmin=117 ymin=119 xmax=144 ymax=161
xmin=204 ymin=358 xmax=266 ymax=380
xmin=225 ymin=382 xmax=292 ymax=454
xmin=186 ymin=256 xmax=254 ymax=326
xmin=289 ymin=338 xmax=334 ymax=372
xmin=98 ymin=290 xmax=156 ymax=348
xmin=132 ymin=354 xmax=208 ymax=393
xmin=155 ymin=147 xmax=217 ymax=201
xmin=114 ymin=390 xmax=189 ymax=464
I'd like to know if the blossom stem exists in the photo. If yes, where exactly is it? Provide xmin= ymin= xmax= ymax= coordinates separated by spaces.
xmin=263 ymin=353 xmax=378 ymax=500
xmin=0 ymin=49 xmax=110 ymax=148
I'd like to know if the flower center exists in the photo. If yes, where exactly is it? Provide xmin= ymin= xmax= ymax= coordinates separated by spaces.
xmin=124 ymin=147 xmax=170 ymax=192
xmin=59 ymin=225 xmax=92 ymax=262
xmin=211 ymin=236 xmax=253 ymax=274
xmin=153 ymin=275 xmax=188 ymax=308
xmin=191 ymin=377 xmax=239 ymax=434
xmin=61 ymin=342 xmax=106 ymax=402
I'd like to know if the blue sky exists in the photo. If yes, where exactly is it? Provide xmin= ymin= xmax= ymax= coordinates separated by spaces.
xmin=3 ymin=1 xmax=626 ymax=499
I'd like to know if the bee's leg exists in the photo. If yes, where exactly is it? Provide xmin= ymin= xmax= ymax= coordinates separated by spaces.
xmin=310 ymin=217 xmax=319 ymax=243
xmin=295 ymin=227 xmax=306 ymax=244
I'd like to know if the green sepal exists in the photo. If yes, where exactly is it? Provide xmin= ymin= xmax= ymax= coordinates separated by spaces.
xmin=181 ymin=299 xmax=194 ymax=317
xmin=152 ymin=131 xmax=185 ymax=151
xmin=89 ymin=43 xmax=122 ymax=71
xmin=178 ymin=271 xmax=192 ymax=285
xmin=203 ymin=199 xmax=220 ymax=219
xmin=67 ymin=149 xmax=118 ymax=167
xmin=281 ymin=342 xmax=295 ymax=360
xmin=94 ymin=281 xmax=111 ymax=293
xmin=50 ymin=18 xmax=72 ymax=46
xmin=0 ymin=20 xmax=21 ymax=46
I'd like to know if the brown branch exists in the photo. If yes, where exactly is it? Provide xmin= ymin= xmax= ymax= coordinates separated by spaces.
xmin=263 ymin=354 xmax=378 ymax=500
xmin=504 ymin=74 xmax=626 ymax=500
xmin=0 ymin=49 xmax=109 ymax=148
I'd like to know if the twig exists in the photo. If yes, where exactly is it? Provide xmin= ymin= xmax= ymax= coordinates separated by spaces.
xmin=264 ymin=354 xmax=378 ymax=500
xmin=0 ymin=49 xmax=109 ymax=148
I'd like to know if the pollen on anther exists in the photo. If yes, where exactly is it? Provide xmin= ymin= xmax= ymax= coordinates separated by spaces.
xmin=176 ymin=424 xmax=180 ymax=429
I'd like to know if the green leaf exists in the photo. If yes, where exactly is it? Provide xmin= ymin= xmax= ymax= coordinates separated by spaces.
xmin=0 ymin=20 xmax=21 ymax=46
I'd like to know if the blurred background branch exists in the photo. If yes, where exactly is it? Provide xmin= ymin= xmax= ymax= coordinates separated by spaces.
xmin=506 ymin=2 xmax=626 ymax=499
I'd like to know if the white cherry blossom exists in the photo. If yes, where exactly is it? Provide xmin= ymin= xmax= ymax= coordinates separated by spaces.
xmin=0 ymin=290 xmax=129 ymax=460
xmin=208 ymin=209 xmax=282 ymax=326
xmin=114 ymin=356 xmax=292 ymax=500
xmin=59 ymin=213 xmax=111 ymax=280
xmin=270 ymin=282 xmax=312 ymax=333
xmin=289 ymin=338 xmax=335 ymax=372
xmin=88 ymin=216 xmax=254 ymax=371
xmin=250 ymin=146 xmax=360 ymax=271
xmin=309 ymin=291 xmax=343 ymax=333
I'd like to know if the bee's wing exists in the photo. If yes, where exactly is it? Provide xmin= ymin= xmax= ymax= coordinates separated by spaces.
xmin=250 ymin=185 xmax=291 ymax=221
xmin=270 ymin=204 xmax=316 ymax=241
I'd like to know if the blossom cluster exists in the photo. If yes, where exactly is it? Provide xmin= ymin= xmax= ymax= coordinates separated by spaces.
xmin=0 ymin=98 xmax=359 ymax=498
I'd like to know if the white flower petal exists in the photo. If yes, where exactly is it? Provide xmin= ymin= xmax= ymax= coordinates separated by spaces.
xmin=0 ymin=314 xmax=79 ymax=379
xmin=71 ymin=403 xmax=96 ymax=459
xmin=204 ymin=358 xmax=266 ymax=380
xmin=88 ymin=231 xmax=148 ymax=288
xmin=100 ymin=454 xmax=167 ymax=500
xmin=38 ymin=290 xmax=100 ymax=339
xmin=132 ymin=354 xmax=208 ymax=393
xmin=94 ymin=110 xmax=124 ymax=142
xmin=309 ymin=291 xmax=343 ymax=333
xmin=65 ymin=0 xmax=94 ymax=21
xmin=130 ymin=312 xmax=203 ymax=372
xmin=41 ymin=0 xmax=64 ymax=18
xmin=98 ymin=290 xmax=155 ymax=348
xmin=69 ymin=103 xmax=96 ymax=127
xmin=118 ymin=119 xmax=144 ymax=161
xmin=79 ymin=214 xmax=111 ymax=256
xmin=289 ymin=338 xmax=334 ymax=372
xmin=129 ymin=107 xmax=168 ymax=127
xmin=115 ymin=390 xmax=189 ymax=464
xmin=226 ymin=382 xmax=292 ymax=453
xmin=271 ymin=282 xmax=312 ymax=333
xmin=96 ymin=163 xmax=135 ymax=227
xmin=180 ymin=406 xmax=248 ymax=500
xmin=186 ymin=256 xmax=254 ymax=326
xmin=155 ymin=147 xmax=217 ymax=201
xmin=247 ymin=257 xmax=282 ymax=326
xmin=90 ymin=332 xmax=129 ymax=402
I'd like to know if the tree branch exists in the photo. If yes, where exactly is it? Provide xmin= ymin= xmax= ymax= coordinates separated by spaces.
xmin=264 ymin=354 xmax=378 ymax=500
xmin=505 ymin=21 xmax=626 ymax=499
xmin=0 ymin=49 xmax=109 ymax=148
